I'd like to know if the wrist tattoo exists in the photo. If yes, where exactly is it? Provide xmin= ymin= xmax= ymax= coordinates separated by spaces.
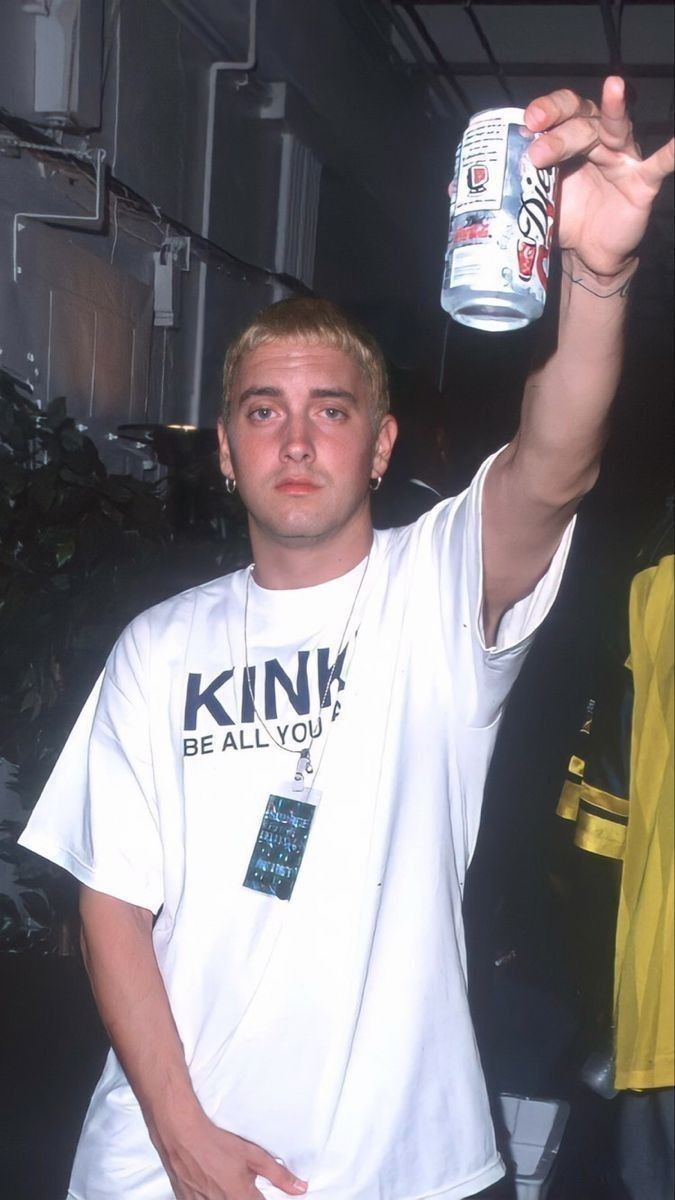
xmin=561 ymin=263 xmax=636 ymax=299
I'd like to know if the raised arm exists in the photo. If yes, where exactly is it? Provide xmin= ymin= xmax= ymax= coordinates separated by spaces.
xmin=482 ymin=77 xmax=674 ymax=645
xmin=79 ymin=886 xmax=307 ymax=1200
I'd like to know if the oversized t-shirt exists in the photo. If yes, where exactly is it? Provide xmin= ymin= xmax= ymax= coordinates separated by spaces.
xmin=20 ymin=452 xmax=573 ymax=1200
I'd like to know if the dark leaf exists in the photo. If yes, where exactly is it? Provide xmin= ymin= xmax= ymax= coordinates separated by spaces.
xmin=0 ymin=895 xmax=21 ymax=922
xmin=20 ymin=889 xmax=52 ymax=926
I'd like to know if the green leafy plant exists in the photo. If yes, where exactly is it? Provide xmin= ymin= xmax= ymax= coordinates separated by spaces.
xmin=0 ymin=370 xmax=248 ymax=951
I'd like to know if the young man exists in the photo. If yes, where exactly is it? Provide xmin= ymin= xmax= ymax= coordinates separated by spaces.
xmin=20 ymin=81 xmax=674 ymax=1200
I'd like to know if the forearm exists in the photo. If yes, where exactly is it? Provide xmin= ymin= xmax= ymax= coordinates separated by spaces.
xmin=80 ymin=887 xmax=307 ymax=1198
xmin=504 ymin=250 xmax=637 ymax=504
xmin=479 ymin=76 xmax=672 ymax=643
xmin=79 ymin=886 xmax=202 ymax=1148
xmin=481 ymin=253 xmax=637 ymax=643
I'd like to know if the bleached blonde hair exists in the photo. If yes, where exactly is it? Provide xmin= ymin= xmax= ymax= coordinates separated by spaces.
xmin=222 ymin=297 xmax=390 ymax=426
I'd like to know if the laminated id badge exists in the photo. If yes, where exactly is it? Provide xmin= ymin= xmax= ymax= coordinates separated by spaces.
xmin=243 ymin=783 xmax=321 ymax=901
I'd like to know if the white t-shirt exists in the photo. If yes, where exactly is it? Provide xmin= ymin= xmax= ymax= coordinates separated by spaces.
xmin=20 ymin=452 xmax=573 ymax=1200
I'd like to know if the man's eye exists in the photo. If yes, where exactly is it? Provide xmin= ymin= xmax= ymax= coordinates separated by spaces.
xmin=323 ymin=407 xmax=346 ymax=420
xmin=250 ymin=407 xmax=273 ymax=421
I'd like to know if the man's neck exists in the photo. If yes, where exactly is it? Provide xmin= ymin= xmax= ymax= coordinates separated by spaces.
xmin=249 ymin=525 xmax=374 ymax=590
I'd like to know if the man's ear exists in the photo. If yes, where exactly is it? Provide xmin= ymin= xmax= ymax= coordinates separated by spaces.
xmin=372 ymin=414 xmax=398 ymax=480
xmin=217 ymin=417 xmax=234 ymax=479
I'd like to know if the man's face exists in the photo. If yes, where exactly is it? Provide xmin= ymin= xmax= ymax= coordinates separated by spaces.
xmin=218 ymin=337 xmax=396 ymax=550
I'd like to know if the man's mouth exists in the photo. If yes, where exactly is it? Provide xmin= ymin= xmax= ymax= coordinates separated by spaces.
xmin=275 ymin=478 xmax=321 ymax=495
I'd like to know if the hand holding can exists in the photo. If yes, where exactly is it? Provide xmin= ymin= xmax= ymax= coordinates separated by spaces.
xmin=441 ymin=108 xmax=558 ymax=332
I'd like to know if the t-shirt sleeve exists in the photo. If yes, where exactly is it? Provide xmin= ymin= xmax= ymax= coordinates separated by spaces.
xmin=18 ymin=616 xmax=164 ymax=913
xmin=421 ymin=446 xmax=575 ymax=728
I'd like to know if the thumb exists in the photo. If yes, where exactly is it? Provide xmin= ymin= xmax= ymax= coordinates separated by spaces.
xmin=252 ymin=1149 xmax=308 ymax=1195
xmin=640 ymin=136 xmax=675 ymax=191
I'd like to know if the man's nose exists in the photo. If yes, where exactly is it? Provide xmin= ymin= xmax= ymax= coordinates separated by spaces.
xmin=280 ymin=413 xmax=315 ymax=461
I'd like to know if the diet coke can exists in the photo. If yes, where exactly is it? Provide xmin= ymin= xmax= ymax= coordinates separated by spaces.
xmin=441 ymin=107 xmax=558 ymax=332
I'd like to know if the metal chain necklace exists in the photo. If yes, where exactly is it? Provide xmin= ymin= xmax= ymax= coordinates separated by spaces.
xmin=243 ymin=550 xmax=371 ymax=791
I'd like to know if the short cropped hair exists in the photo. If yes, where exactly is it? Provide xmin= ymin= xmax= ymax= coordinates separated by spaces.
xmin=222 ymin=297 xmax=390 ymax=426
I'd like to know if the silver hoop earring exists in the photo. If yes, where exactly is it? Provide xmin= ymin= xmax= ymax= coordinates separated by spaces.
xmin=369 ymin=476 xmax=382 ymax=493
xmin=225 ymin=477 xmax=237 ymax=495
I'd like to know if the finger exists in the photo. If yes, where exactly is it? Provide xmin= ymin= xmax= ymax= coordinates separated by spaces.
xmin=598 ymin=76 xmax=639 ymax=155
xmin=526 ymin=78 xmax=639 ymax=167
xmin=528 ymin=112 xmax=643 ymax=171
xmin=525 ymin=88 xmax=598 ymax=134
xmin=250 ymin=1149 xmax=307 ymax=1195
xmin=527 ymin=118 xmax=602 ymax=168
xmin=639 ymin=137 xmax=675 ymax=188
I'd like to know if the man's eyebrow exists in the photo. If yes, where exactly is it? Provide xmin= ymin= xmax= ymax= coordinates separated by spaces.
xmin=309 ymin=388 xmax=358 ymax=404
xmin=237 ymin=385 xmax=359 ymax=406
xmin=238 ymin=385 xmax=282 ymax=404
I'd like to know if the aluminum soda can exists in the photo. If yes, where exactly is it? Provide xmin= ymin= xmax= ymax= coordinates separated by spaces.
xmin=441 ymin=107 xmax=558 ymax=332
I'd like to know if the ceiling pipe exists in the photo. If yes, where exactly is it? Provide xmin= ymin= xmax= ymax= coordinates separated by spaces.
xmin=462 ymin=1 xmax=515 ymax=104
xmin=395 ymin=2 xmax=472 ymax=115
xmin=599 ymin=0 xmax=623 ymax=71
xmin=419 ymin=61 xmax=672 ymax=78
xmin=356 ymin=0 xmax=419 ymax=74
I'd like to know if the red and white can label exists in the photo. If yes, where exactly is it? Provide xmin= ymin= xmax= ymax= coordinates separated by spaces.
xmin=445 ymin=107 xmax=558 ymax=315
